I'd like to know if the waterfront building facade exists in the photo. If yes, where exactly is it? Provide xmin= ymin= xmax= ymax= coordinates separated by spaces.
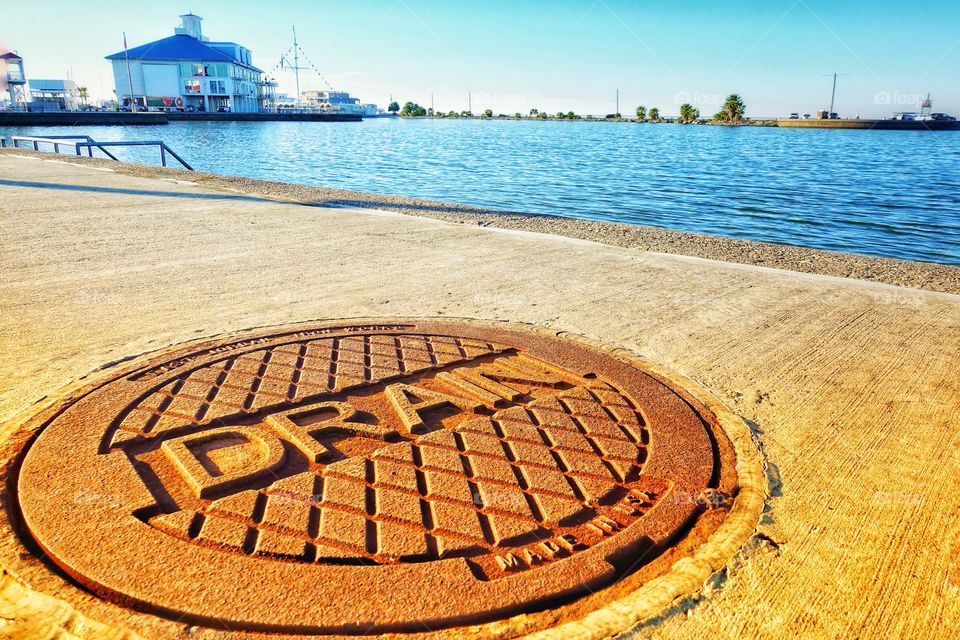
xmin=106 ymin=14 xmax=268 ymax=112
xmin=28 ymin=79 xmax=80 ymax=111
xmin=300 ymin=90 xmax=378 ymax=116
xmin=1 ymin=52 xmax=27 ymax=109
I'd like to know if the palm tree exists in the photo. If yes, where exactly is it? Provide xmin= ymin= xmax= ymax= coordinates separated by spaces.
xmin=78 ymin=86 xmax=88 ymax=109
xmin=717 ymin=94 xmax=746 ymax=123
xmin=679 ymin=103 xmax=700 ymax=123
xmin=648 ymin=107 xmax=660 ymax=121
xmin=636 ymin=105 xmax=647 ymax=121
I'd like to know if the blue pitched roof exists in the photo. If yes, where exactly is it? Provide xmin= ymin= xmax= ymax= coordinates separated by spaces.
xmin=106 ymin=34 xmax=237 ymax=64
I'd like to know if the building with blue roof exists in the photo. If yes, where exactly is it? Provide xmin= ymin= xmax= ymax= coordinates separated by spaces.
xmin=106 ymin=14 xmax=274 ymax=113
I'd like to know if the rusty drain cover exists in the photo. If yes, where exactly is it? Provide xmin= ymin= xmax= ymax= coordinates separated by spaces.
xmin=11 ymin=319 xmax=739 ymax=635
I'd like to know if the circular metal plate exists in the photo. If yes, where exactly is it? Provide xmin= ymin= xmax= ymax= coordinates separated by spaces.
xmin=13 ymin=320 xmax=738 ymax=633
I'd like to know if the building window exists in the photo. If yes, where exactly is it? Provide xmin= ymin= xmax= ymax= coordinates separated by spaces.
xmin=203 ymin=63 xmax=227 ymax=77
xmin=183 ymin=79 xmax=201 ymax=94
xmin=208 ymin=80 xmax=226 ymax=95
xmin=179 ymin=63 xmax=205 ymax=77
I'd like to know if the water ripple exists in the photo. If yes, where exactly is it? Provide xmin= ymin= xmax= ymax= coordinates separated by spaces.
xmin=3 ymin=119 xmax=958 ymax=265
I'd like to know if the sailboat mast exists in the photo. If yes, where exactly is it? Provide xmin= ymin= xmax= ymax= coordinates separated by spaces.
xmin=293 ymin=26 xmax=301 ymax=108
xmin=829 ymin=72 xmax=837 ymax=115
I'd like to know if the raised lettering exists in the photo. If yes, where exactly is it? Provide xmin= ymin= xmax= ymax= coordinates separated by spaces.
xmin=265 ymin=401 xmax=393 ymax=463
xmin=494 ymin=552 xmax=526 ymax=571
xmin=384 ymin=383 xmax=483 ymax=434
xmin=161 ymin=426 xmax=286 ymax=500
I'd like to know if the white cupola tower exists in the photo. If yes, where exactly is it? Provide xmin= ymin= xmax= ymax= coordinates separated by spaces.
xmin=175 ymin=14 xmax=207 ymax=41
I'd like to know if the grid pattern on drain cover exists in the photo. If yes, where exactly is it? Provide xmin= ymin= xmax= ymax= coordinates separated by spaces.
xmin=116 ymin=335 xmax=656 ymax=576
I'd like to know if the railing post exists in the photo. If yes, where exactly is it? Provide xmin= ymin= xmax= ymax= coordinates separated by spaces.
xmin=160 ymin=145 xmax=167 ymax=167
xmin=33 ymin=141 xmax=38 ymax=151
xmin=88 ymin=146 xmax=93 ymax=157
xmin=54 ymin=143 xmax=60 ymax=154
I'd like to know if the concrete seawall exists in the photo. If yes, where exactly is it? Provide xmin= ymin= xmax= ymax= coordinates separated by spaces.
xmin=778 ymin=117 xmax=960 ymax=130
xmin=0 ymin=111 xmax=169 ymax=126
xmin=0 ymin=111 xmax=362 ymax=126
xmin=166 ymin=112 xmax=361 ymax=122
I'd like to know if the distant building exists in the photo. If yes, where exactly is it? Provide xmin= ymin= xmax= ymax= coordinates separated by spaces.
xmin=28 ymin=79 xmax=80 ymax=111
xmin=301 ymin=90 xmax=378 ymax=116
xmin=1 ymin=52 xmax=27 ymax=109
xmin=274 ymin=93 xmax=297 ymax=109
xmin=105 ymin=14 xmax=268 ymax=112
xmin=260 ymin=77 xmax=279 ymax=113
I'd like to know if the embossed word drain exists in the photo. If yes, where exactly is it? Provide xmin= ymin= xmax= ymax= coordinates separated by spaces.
xmin=14 ymin=320 xmax=738 ymax=633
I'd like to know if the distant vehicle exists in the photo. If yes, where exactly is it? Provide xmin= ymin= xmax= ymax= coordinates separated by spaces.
xmin=216 ymin=106 xmax=231 ymax=113
xmin=893 ymin=112 xmax=918 ymax=121
xmin=803 ymin=113 xmax=812 ymax=119
xmin=789 ymin=113 xmax=800 ymax=119
xmin=929 ymin=113 xmax=957 ymax=122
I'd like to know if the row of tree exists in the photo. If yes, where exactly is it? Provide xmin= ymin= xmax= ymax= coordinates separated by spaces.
xmin=388 ymin=94 xmax=746 ymax=123
xmin=637 ymin=94 xmax=746 ymax=124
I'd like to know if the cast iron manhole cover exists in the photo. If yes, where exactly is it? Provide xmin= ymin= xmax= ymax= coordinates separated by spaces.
xmin=12 ymin=320 xmax=741 ymax=634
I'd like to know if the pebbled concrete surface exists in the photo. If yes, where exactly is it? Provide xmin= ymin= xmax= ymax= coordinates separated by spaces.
xmin=0 ymin=153 xmax=958 ymax=639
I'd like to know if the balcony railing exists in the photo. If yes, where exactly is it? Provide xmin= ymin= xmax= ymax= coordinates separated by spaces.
xmin=6 ymin=73 xmax=25 ymax=83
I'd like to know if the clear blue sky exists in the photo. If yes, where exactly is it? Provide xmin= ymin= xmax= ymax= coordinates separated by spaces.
xmin=3 ymin=0 xmax=959 ymax=117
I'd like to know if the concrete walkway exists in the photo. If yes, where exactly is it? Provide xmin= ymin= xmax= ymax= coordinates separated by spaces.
xmin=1 ymin=154 xmax=958 ymax=639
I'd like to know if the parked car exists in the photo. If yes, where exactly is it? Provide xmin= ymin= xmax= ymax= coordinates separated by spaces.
xmin=789 ymin=113 xmax=800 ymax=119
xmin=216 ymin=106 xmax=231 ymax=113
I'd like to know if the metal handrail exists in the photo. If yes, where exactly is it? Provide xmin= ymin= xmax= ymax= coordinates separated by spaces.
xmin=75 ymin=141 xmax=193 ymax=170
xmin=11 ymin=135 xmax=120 ymax=161
xmin=7 ymin=135 xmax=192 ymax=170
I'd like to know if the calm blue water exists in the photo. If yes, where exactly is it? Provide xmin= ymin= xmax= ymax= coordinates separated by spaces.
xmin=3 ymin=119 xmax=959 ymax=265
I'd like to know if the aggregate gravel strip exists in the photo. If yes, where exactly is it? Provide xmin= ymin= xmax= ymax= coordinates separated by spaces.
xmin=3 ymin=148 xmax=957 ymax=294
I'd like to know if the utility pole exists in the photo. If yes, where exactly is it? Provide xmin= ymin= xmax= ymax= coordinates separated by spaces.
xmin=616 ymin=88 xmax=619 ymax=117
xmin=468 ymin=92 xmax=472 ymax=114
xmin=123 ymin=32 xmax=136 ymax=113
xmin=431 ymin=92 xmax=434 ymax=113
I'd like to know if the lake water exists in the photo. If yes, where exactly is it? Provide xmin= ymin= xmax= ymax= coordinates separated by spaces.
xmin=3 ymin=118 xmax=958 ymax=265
